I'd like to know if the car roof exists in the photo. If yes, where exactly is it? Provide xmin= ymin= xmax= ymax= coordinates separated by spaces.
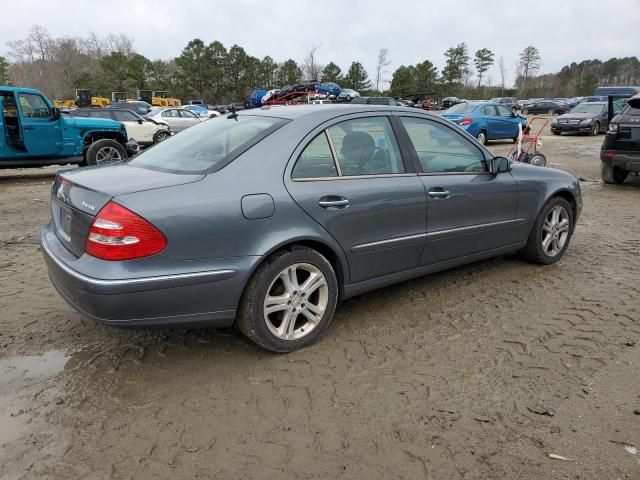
xmin=0 ymin=86 xmax=44 ymax=95
xmin=236 ymin=104 xmax=441 ymax=122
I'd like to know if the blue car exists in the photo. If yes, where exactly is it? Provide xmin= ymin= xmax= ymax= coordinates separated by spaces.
xmin=442 ymin=101 xmax=528 ymax=145
xmin=315 ymin=82 xmax=341 ymax=98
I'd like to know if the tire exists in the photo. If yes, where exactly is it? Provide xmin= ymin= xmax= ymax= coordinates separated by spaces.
xmin=512 ymin=137 xmax=518 ymax=143
xmin=590 ymin=122 xmax=600 ymax=136
xmin=476 ymin=130 xmax=487 ymax=145
xmin=85 ymin=139 xmax=127 ymax=167
xmin=521 ymin=197 xmax=574 ymax=265
xmin=601 ymin=162 xmax=628 ymax=184
xmin=529 ymin=153 xmax=547 ymax=167
xmin=512 ymin=107 xmax=517 ymax=114
xmin=153 ymin=130 xmax=171 ymax=143
xmin=522 ymin=109 xmax=529 ymax=115
xmin=236 ymin=246 xmax=339 ymax=353
xmin=548 ymin=109 xmax=554 ymax=115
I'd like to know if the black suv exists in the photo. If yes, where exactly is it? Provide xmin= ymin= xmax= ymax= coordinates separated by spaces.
xmin=600 ymin=96 xmax=640 ymax=184
xmin=351 ymin=96 xmax=400 ymax=106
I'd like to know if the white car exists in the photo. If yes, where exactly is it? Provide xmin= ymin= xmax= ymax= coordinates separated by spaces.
xmin=183 ymin=104 xmax=221 ymax=118
xmin=68 ymin=108 xmax=172 ymax=146
xmin=146 ymin=107 xmax=203 ymax=132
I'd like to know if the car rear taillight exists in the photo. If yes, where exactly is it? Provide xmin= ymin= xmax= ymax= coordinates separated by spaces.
xmin=459 ymin=117 xmax=473 ymax=126
xmin=85 ymin=201 xmax=166 ymax=261
xmin=602 ymin=151 xmax=615 ymax=161
xmin=607 ymin=123 xmax=619 ymax=133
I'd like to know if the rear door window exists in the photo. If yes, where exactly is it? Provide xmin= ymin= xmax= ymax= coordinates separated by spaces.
xmin=327 ymin=117 xmax=404 ymax=176
xmin=292 ymin=132 xmax=338 ymax=179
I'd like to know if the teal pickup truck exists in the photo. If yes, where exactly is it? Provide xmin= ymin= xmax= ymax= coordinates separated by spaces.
xmin=1 ymin=86 xmax=138 ymax=168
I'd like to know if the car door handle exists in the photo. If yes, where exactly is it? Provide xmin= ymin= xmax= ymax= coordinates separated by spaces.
xmin=428 ymin=190 xmax=451 ymax=198
xmin=23 ymin=126 xmax=35 ymax=131
xmin=318 ymin=197 xmax=350 ymax=209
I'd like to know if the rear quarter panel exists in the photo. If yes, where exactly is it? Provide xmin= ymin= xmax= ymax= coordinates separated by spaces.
xmin=114 ymin=120 xmax=351 ymax=282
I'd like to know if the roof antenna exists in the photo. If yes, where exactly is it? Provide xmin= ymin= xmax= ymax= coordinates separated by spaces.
xmin=227 ymin=105 xmax=238 ymax=121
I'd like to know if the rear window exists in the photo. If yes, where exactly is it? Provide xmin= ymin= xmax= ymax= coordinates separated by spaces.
xmin=128 ymin=115 xmax=287 ymax=174
xmin=445 ymin=102 xmax=479 ymax=114
xmin=621 ymin=105 xmax=640 ymax=116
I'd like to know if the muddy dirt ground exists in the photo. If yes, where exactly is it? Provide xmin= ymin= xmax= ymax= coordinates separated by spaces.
xmin=1 ymin=124 xmax=639 ymax=479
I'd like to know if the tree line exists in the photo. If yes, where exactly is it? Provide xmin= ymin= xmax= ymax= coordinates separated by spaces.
xmin=2 ymin=25 xmax=639 ymax=103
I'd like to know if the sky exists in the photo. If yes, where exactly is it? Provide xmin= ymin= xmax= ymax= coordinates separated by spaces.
xmin=2 ymin=0 xmax=639 ymax=88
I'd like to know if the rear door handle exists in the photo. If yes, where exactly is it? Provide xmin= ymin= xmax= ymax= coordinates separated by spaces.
xmin=428 ymin=190 xmax=451 ymax=198
xmin=318 ymin=197 xmax=350 ymax=209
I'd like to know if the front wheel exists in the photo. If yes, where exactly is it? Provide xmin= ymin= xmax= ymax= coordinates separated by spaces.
xmin=237 ymin=247 xmax=339 ymax=353
xmin=601 ymin=162 xmax=628 ymax=184
xmin=85 ymin=139 xmax=127 ymax=167
xmin=548 ymin=109 xmax=555 ymax=115
xmin=522 ymin=109 xmax=529 ymax=115
xmin=521 ymin=197 xmax=574 ymax=264
xmin=590 ymin=122 xmax=600 ymax=136
xmin=529 ymin=153 xmax=547 ymax=167
xmin=153 ymin=130 xmax=171 ymax=143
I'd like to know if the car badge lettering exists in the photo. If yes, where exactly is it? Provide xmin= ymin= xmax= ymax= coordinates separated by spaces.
xmin=81 ymin=200 xmax=96 ymax=211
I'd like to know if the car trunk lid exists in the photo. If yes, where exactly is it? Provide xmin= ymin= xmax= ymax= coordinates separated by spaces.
xmin=51 ymin=164 xmax=203 ymax=257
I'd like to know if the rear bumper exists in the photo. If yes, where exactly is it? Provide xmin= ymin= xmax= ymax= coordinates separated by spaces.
xmin=41 ymin=226 xmax=252 ymax=328
xmin=600 ymin=151 xmax=640 ymax=173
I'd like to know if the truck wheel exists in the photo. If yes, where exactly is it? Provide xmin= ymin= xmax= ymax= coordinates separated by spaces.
xmin=521 ymin=197 xmax=573 ymax=265
xmin=237 ymin=246 xmax=338 ymax=353
xmin=153 ymin=130 xmax=171 ymax=143
xmin=86 ymin=139 xmax=127 ymax=167
xmin=601 ymin=162 xmax=628 ymax=184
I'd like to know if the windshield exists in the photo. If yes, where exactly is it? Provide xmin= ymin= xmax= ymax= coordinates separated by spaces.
xmin=570 ymin=103 xmax=605 ymax=114
xmin=445 ymin=102 xmax=479 ymax=114
xmin=129 ymin=115 xmax=288 ymax=174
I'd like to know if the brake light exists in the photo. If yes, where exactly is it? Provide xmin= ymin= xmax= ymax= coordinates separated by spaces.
xmin=85 ymin=201 xmax=166 ymax=261
xmin=459 ymin=117 xmax=473 ymax=126
xmin=603 ymin=151 xmax=615 ymax=160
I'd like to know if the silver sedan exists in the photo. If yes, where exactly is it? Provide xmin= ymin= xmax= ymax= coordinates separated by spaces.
xmin=145 ymin=107 xmax=202 ymax=132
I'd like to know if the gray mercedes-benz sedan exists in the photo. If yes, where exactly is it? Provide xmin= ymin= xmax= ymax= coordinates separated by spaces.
xmin=42 ymin=105 xmax=582 ymax=352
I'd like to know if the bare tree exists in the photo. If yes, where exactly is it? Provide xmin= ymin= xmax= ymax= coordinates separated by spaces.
xmin=28 ymin=25 xmax=50 ymax=61
xmin=498 ymin=56 xmax=506 ymax=95
xmin=303 ymin=42 xmax=323 ymax=81
xmin=104 ymin=34 xmax=133 ymax=56
xmin=374 ymin=48 xmax=391 ymax=92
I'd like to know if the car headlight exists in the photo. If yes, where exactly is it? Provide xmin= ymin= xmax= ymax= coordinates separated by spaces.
xmin=580 ymin=118 xmax=593 ymax=124
xmin=551 ymin=118 xmax=558 ymax=125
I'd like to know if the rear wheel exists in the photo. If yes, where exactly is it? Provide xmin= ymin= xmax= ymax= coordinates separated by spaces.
xmin=522 ymin=197 xmax=573 ymax=264
xmin=548 ymin=109 xmax=554 ymax=115
xmin=85 ymin=139 xmax=127 ymax=167
xmin=237 ymin=247 xmax=339 ymax=353
xmin=476 ymin=130 xmax=487 ymax=145
xmin=601 ymin=162 xmax=628 ymax=184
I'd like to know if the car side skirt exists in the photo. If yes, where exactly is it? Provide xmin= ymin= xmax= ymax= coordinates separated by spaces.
xmin=342 ymin=242 xmax=527 ymax=299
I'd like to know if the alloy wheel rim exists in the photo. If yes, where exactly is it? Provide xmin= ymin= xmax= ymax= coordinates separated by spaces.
xmin=95 ymin=146 xmax=122 ymax=165
xmin=541 ymin=205 xmax=570 ymax=257
xmin=263 ymin=263 xmax=328 ymax=341
xmin=477 ymin=132 xmax=486 ymax=144
xmin=157 ymin=132 xmax=170 ymax=141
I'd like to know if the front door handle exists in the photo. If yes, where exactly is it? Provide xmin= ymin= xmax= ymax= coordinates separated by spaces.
xmin=428 ymin=189 xmax=451 ymax=199
xmin=318 ymin=197 xmax=350 ymax=209
xmin=23 ymin=126 xmax=35 ymax=131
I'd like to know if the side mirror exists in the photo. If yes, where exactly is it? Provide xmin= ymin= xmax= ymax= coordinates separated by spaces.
xmin=52 ymin=107 xmax=61 ymax=120
xmin=489 ymin=156 xmax=511 ymax=175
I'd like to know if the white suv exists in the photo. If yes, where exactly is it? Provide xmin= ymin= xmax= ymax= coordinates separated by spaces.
xmin=69 ymin=108 xmax=172 ymax=146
